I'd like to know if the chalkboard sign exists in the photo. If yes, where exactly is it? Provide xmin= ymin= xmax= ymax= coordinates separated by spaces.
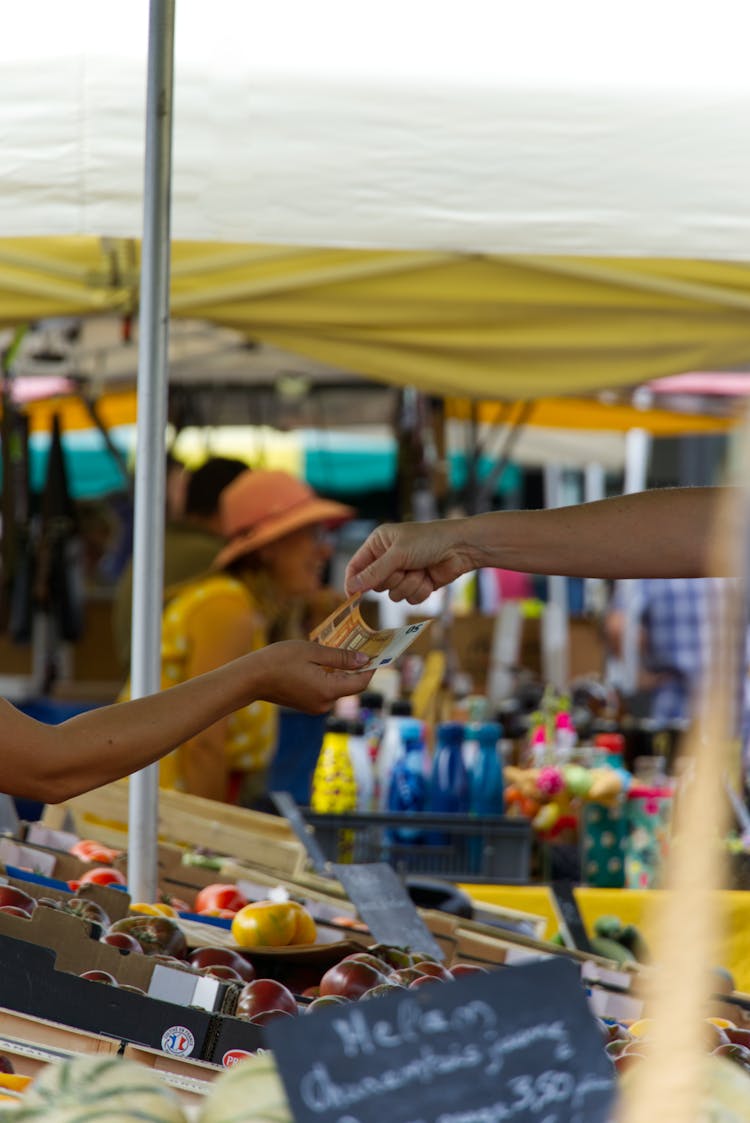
xmin=550 ymin=880 xmax=593 ymax=954
xmin=332 ymin=862 xmax=444 ymax=962
xmin=267 ymin=956 xmax=615 ymax=1123
xmin=271 ymin=791 xmax=330 ymax=874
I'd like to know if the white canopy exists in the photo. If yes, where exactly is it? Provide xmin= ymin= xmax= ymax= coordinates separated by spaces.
xmin=3 ymin=0 xmax=750 ymax=258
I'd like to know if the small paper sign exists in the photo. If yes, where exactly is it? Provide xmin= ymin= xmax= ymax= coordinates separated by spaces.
xmin=310 ymin=594 xmax=432 ymax=670
xmin=332 ymin=862 xmax=444 ymax=962
xmin=267 ymin=957 xmax=615 ymax=1123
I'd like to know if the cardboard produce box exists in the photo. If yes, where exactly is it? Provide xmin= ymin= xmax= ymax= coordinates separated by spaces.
xmin=0 ymin=933 xmax=215 ymax=1062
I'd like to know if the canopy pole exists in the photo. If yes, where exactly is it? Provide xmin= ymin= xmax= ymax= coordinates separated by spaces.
xmin=128 ymin=0 xmax=175 ymax=905
xmin=620 ymin=426 xmax=652 ymax=696
xmin=543 ymin=463 xmax=569 ymax=691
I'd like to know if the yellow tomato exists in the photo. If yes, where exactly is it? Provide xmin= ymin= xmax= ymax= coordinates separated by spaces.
xmin=130 ymin=902 xmax=177 ymax=917
xmin=288 ymin=901 xmax=317 ymax=945
xmin=231 ymin=901 xmax=298 ymax=948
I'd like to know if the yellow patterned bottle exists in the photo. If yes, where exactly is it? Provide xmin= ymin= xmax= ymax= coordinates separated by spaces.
xmin=311 ymin=718 xmax=358 ymax=861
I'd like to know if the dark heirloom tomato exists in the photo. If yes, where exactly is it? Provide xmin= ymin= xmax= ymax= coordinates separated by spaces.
xmin=188 ymin=946 xmax=255 ymax=982
xmin=0 ymin=886 xmax=36 ymax=914
xmin=319 ymin=959 xmax=386 ymax=999
xmin=62 ymin=897 xmax=112 ymax=930
xmin=107 ymin=915 xmax=188 ymax=959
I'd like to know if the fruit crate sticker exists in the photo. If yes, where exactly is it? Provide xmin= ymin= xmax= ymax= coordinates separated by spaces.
xmin=267 ymin=957 xmax=615 ymax=1123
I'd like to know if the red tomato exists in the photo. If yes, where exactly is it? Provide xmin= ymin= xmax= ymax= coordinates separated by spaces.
xmin=69 ymin=840 xmax=121 ymax=865
xmin=78 ymin=867 xmax=128 ymax=888
xmin=194 ymin=884 xmax=248 ymax=915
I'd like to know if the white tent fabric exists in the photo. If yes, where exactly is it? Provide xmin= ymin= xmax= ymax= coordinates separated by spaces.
xmin=3 ymin=0 xmax=750 ymax=257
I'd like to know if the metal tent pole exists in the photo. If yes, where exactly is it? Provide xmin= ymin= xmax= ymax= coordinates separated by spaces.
xmin=128 ymin=0 xmax=176 ymax=905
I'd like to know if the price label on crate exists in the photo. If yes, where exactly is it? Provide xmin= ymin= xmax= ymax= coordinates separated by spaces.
xmin=332 ymin=862 xmax=444 ymax=962
xmin=267 ymin=956 xmax=616 ymax=1123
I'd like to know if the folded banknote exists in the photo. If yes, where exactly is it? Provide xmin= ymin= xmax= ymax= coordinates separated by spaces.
xmin=310 ymin=594 xmax=432 ymax=670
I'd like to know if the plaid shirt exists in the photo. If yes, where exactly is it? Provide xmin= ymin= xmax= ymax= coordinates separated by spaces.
xmin=616 ymin=577 xmax=734 ymax=725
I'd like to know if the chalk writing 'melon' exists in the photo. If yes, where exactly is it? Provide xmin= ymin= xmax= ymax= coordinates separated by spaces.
xmin=298 ymin=998 xmax=604 ymax=1120
xmin=267 ymin=957 xmax=615 ymax=1123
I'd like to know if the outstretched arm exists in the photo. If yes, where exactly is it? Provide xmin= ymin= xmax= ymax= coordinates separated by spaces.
xmin=345 ymin=487 xmax=725 ymax=603
xmin=2 ymin=642 xmax=371 ymax=803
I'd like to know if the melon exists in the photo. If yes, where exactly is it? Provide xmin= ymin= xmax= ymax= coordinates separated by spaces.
xmin=17 ymin=1054 xmax=188 ymax=1122
xmin=198 ymin=1052 xmax=292 ymax=1123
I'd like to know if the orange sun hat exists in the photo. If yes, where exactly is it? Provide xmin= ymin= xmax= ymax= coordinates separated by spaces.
xmin=213 ymin=469 xmax=354 ymax=570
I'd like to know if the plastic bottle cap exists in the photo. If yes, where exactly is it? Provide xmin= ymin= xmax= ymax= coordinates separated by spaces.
xmin=359 ymin=691 xmax=384 ymax=710
xmin=390 ymin=699 xmax=413 ymax=717
xmin=324 ymin=717 xmax=351 ymax=734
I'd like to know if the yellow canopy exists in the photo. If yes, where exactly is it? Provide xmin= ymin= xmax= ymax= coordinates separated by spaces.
xmin=445 ymin=397 xmax=737 ymax=437
xmin=2 ymin=238 xmax=750 ymax=400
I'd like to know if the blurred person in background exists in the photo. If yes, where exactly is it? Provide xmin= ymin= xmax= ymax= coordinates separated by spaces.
xmin=605 ymin=577 xmax=731 ymax=726
xmin=121 ymin=469 xmax=354 ymax=806
xmin=113 ymin=455 xmax=247 ymax=672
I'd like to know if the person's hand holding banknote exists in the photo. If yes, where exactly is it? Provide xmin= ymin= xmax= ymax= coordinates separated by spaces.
xmin=310 ymin=595 xmax=432 ymax=670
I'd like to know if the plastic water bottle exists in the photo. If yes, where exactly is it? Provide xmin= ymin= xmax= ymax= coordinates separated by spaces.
xmin=428 ymin=721 xmax=470 ymax=813
xmin=426 ymin=721 xmax=469 ymax=847
xmin=468 ymin=721 xmax=504 ymax=873
xmin=386 ymin=718 xmax=427 ymax=842
xmin=357 ymin=691 xmax=384 ymax=811
xmin=310 ymin=717 xmax=358 ymax=862
xmin=376 ymin=699 xmax=413 ymax=810
xmin=469 ymin=722 xmax=504 ymax=815
xmin=347 ymin=719 xmax=374 ymax=813
xmin=310 ymin=718 xmax=358 ymax=814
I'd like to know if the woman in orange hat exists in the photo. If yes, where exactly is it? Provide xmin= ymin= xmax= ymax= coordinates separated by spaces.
xmin=137 ymin=469 xmax=355 ymax=805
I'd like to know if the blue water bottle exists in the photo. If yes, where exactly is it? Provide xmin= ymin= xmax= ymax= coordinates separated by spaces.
xmin=386 ymin=719 xmax=427 ymax=843
xmin=427 ymin=721 xmax=469 ymax=846
xmin=468 ymin=721 xmax=504 ymax=873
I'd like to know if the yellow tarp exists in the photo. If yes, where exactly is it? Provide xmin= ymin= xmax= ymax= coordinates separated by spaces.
xmin=461 ymin=884 xmax=750 ymax=994
xmin=12 ymin=387 xmax=732 ymax=442
xmin=18 ymin=388 xmax=138 ymax=436
xmin=446 ymin=397 xmax=737 ymax=436
xmin=1 ymin=238 xmax=750 ymax=400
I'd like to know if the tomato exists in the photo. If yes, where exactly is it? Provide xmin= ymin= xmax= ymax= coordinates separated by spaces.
xmin=78 ymin=868 xmax=128 ymax=888
xmin=130 ymin=902 xmax=177 ymax=917
xmin=62 ymin=897 xmax=112 ymax=929
xmin=231 ymin=902 xmax=299 ymax=948
xmin=107 ymin=915 xmax=188 ymax=959
xmin=69 ymin=840 xmax=122 ymax=865
xmin=288 ymin=901 xmax=317 ymax=945
xmin=163 ymin=896 xmax=191 ymax=913
xmin=194 ymin=884 xmax=248 ymax=915
xmin=0 ymin=886 xmax=36 ymax=914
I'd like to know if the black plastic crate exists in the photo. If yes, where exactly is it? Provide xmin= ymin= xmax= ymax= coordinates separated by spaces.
xmin=300 ymin=810 xmax=531 ymax=883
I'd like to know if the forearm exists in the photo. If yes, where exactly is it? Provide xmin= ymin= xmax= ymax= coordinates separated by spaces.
xmin=15 ymin=653 xmax=266 ymax=803
xmin=464 ymin=487 xmax=723 ymax=579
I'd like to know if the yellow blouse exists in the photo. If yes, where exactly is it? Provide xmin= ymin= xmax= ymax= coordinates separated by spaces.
xmin=122 ymin=572 xmax=277 ymax=793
